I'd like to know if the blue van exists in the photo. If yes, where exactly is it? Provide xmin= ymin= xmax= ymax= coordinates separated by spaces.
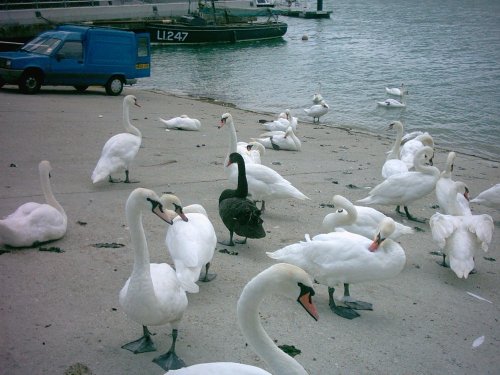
xmin=0 ymin=25 xmax=150 ymax=95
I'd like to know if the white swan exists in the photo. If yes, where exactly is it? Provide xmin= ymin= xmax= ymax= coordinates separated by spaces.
xmin=435 ymin=152 xmax=471 ymax=215
xmin=357 ymin=146 xmax=440 ymax=222
xmin=377 ymin=98 xmax=406 ymax=108
xmin=279 ymin=109 xmax=299 ymax=130
xmin=92 ymin=95 xmax=142 ymax=183
xmin=267 ymin=218 xmax=406 ymax=320
xmin=160 ymin=194 xmax=217 ymax=293
xmin=385 ymin=84 xmax=407 ymax=96
xmin=381 ymin=121 xmax=408 ymax=178
xmin=430 ymin=181 xmax=494 ymax=279
xmin=119 ymin=188 xmax=188 ymax=371
xmin=261 ymin=110 xmax=297 ymax=132
xmin=252 ymin=126 xmax=302 ymax=151
xmin=237 ymin=141 xmax=265 ymax=164
xmin=167 ymin=263 xmax=319 ymax=375
xmin=322 ymin=194 xmax=414 ymax=239
xmin=304 ymin=101 xmax=329 ymax=123
xmin=312 ymin=82 xmax=324 ymax=104
xmin=0 ymin=160 xmax=67 ymax=248
xmin=219 ymin=113 xmax=309 ymax=212
xmin=159 ymin=115 xmax=201 ymax=131
xmin=399 ymin=132 xmax=434 ymax=170
xmin=470 ymin=183 xmax=500 ymax=209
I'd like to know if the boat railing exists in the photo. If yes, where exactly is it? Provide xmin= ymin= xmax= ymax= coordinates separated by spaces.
xmin=0 ymin=0 xmax=173 ymax=11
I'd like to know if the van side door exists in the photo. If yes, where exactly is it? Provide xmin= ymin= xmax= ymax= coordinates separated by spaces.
xmin=46 ymin=40 xmax=85 ymax=85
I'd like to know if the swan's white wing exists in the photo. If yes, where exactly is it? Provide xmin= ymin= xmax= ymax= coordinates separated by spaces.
xmin=430 ymin=213 xmax=457 ymax=248
xmin=464 ymin=214 xmax=494 ymax=251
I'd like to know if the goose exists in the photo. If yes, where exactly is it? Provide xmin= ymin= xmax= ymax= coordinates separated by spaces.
xmin=160 ymin=194 xmax=217 ymax=292
xmin=267 ymin=218 xmax=406 ymax=320
xmin=430 ymin=181 xmax=494 ymax=278
xmin=399 ymin=132 xmax=434 ymax=170
xmin=304 ymin=101 xmax=329 ymax=123
xmin=0 ymin=160 xmax=67 ymax=248
xmin=119 ymin=188 xmax=188 ymax=371
xmin=322 ymin=194 xmax=414 ymax=239
xmin=385 ymin=84 xmax=407 ymax=96
xmin=435 ymin=152 xmax=471 ymax=215
xmin=381 ymin=121 xmax=408 ymax=178
xmin=92 ymin=95 xmax=142 ymax=183
xmin=237 ymin=141 xmax=265 ymax=164
xmin=252 ymin=126 xmax=301 ymax=151
xmin=218 ymin=153 xmax=265 ymax=246
xmin=357 ymin=146 xmax=440 ymax=222
xmin=159 ymin=115 xmax=201 ymax=131
xmin=219 ymin=113 xmax=309 ymax=212
xmin=167 ymin=263 xmax=319 ymax=375
xmin=470 ymin=183 xmax=500 ymax=209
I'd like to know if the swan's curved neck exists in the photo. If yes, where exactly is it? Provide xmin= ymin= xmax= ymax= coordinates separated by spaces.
xmin=226 ymin=118 xmax=238 ymax=155
xmin=415 ymin=155 xmax=440 ymax=177
xmin=235 ymin=158 xmax=248 ymax=198
xmin=40 ymin=168 xmax=66 ymax=221
xmin=387 ymin=124 xmax=403 ymax=160
xmin=126 ymin=204 xmax=152 ymax=282
xmin=124 ymin=102 xmax=141 ymax=138
xmin=338 ymin=200 xmax=357 ymax=226
xmin=441 ymin=154 xmax=455 ymax=178
xmin=237 ymin=275 xmax=308 ymax=375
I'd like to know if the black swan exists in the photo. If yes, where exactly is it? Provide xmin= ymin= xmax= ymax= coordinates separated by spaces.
xmin=218 ymin=153 xmax=265 ymax=246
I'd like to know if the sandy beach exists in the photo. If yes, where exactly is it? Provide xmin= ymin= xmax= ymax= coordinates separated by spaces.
xmin=0 ymin=86 xmax=498 ymax=375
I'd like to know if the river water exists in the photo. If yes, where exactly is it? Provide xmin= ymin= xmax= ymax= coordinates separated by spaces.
xmin=137 ymin=0 xmax=500 ymax=161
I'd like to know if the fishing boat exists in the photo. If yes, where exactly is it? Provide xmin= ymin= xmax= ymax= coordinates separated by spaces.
xmin=145 ymin=1 xmax=287 ymax=45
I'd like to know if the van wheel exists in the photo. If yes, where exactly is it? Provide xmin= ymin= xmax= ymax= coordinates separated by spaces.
xmin=105 ymin=76 xmax=123 ymax=96
xmin=0 ymin=78 xmax=5 ymax=88
xmin=74 ymin=85 xmax=88 ymax=92
xmin=19 ymin=70 xmax=42 ymax=94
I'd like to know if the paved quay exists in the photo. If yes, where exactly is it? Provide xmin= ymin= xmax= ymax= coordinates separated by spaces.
xmin=0 ymin=86 xmax=499 ymax=375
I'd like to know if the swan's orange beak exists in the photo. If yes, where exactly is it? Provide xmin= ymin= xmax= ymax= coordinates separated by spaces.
xmin=298 ymin=292 xmax=319 ymax=321
xmin=175 ymin=206 xmax=189 ymax=222
xmin=152 ymin=204 xmax=173 ymax=225
xmin=368 ymin=233 xmax=382 ymax=252
xmin=218 ymin=118 xmax=226 ymax=129
xmin=464 ymin=187 xmax=470 ymax=201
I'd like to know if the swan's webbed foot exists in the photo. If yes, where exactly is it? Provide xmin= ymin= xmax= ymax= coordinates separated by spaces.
xmin=122 ymin=326 xmax=156 ymax=354
xmin=199 ymin=262 xmax=217 ymax=282
xmin=218 ymin=231 xmax=235 ymax=246
xmin=123 ymin=170 xmax=139 ymax=184
xmin=234 ymin=237 xmax=248 ymax=244
xmin=152 ymin=350 xmax=186 ymax=371
xmin=403 ymin=206 xmax=427 ymax=223
xmin=436 ymin=253 xmax=448 ymax=268
xmin=331 ymin=305 xmax=360 ymax=319
xmin=108 ymin=175 xmax=122 ymax=183
xmin=152 ymin=329 xmax=185 ymax=371
xmin=341 ymin=284 xmax=373 ymax=310
xmin=343 ymin=300 xmax=373 ymax=311
xmin=328 ymin=287 xmax=360 ymax=319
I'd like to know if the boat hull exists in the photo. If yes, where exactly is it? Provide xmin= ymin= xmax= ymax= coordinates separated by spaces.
xmin=147 ymin=22 xmax=287 ymax=44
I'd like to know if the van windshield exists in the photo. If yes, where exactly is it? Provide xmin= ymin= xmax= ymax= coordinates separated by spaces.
xmin=21 ymin=36 xmax=62 ymax=55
